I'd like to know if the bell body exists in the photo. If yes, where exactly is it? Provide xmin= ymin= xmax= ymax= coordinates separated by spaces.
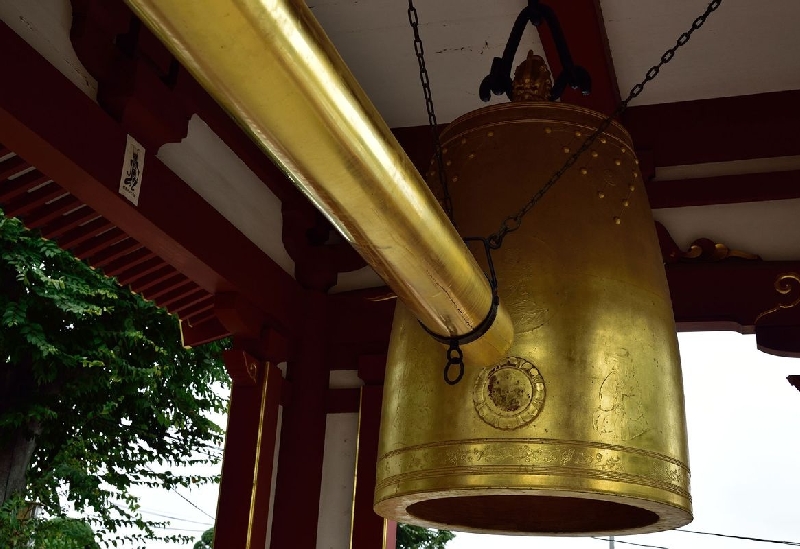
xmin=374 ymin=102 xmax=692 ymax=535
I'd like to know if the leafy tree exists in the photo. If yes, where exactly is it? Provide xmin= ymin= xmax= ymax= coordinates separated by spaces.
xmin=0 ymin=213 xmax=229 ymax=546
xmin=34 ymin=517 xmax=100 ymax=549
xmin=0 ymin=497 xmax=99 ymax=548
xmin=193 ymin=526 xmax=213 ymax=549
xmin=397 ymin=524 xmax=455 ymax=549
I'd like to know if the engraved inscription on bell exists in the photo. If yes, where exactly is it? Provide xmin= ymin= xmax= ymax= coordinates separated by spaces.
xmin=474 ymin=357 xmax=545 ymax=430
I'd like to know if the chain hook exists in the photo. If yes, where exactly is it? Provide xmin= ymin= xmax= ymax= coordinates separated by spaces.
xmin=444 ymin=342 xmax=465 ymax=385
xmin=480 ymin=0 xmax=591 ymax=102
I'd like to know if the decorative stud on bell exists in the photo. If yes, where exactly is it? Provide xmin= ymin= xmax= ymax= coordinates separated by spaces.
xmin=374 ymin=52 xmax=692 ymax=536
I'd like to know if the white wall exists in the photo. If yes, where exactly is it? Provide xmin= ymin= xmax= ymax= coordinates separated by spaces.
xmin=316 ymin=413 xmax=360 ymax=549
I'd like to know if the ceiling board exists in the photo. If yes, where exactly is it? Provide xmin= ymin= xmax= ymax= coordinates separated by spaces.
xmin=601 ymin=0 xmax=800 ymax=106
xmin=310 ymin=0 xmax=545 ymax=127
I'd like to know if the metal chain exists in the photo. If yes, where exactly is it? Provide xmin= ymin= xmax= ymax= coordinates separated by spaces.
xmin=486 ymin=0 xmax=723 ymax=250
xmin=407 ymin=0 xmax=455 ymax=223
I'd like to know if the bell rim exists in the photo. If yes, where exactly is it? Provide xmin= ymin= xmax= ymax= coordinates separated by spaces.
xmin=374 ymin=486 xmax=693 ymax=537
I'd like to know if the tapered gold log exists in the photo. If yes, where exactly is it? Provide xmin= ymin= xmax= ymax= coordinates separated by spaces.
xmin=125 ymin=0 xmax=513 ymax=364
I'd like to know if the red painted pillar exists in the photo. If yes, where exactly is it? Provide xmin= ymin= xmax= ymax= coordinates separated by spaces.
xmin=385 ymin=521 xmax=397 ymax=549
xmin=269 ymin=289 xmax=330 ymax=548
xmin=215 ymin=350 xmax=283 ymax=549
xmin=351 ymin=355 xmax=396 ymax=549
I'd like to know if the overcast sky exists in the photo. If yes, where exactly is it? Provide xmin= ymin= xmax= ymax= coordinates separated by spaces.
xmin=133 ymin=330 xmax=800 ymax=548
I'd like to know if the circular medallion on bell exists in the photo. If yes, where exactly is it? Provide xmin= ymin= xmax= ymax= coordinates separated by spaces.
xmin=473 ymin=356 xmax=545 ymax=430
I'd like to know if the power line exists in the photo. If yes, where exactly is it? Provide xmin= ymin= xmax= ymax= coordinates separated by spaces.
xmin=144 ymin=465 xmax=216 ymax=520
xmin=677 ymin=528 xmax=800 ymax=546
xmin=158 ymin=526 xmax=209 ymax=534
xmin=173 ymin=488 xmax=215 ymax=521
xmin=142 ymin=508 xmax=213 ymax=526
xmin=592 ymin=537 xmax=668 ymax=549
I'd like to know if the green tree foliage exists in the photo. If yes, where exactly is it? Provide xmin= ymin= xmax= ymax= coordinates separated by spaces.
xmin=0 ymin=497 xmax=99 ymax=548
xmin=193 ymin=526 xmax=213 ymax=549
xmin=33 ymin=517 xmax=100 ymax=549
xmin=0 ymin=213 xmax=229 ymax=546
xmin=396 ymin=524 xmax=455 ymax=549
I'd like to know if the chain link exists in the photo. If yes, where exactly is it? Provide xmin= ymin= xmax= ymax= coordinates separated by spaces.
xmin=444 ymin=342 xmax=465 ymax=385
xmin=486 ymin=0 xmax=723 ymax=250
xmin=407 ymin=0 xmax=455 ymax=223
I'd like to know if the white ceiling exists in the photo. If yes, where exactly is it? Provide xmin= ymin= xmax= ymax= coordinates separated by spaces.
xmin=0 ymin=0 xmax=97 ymax=98
xmin=310 ymin=0 xmax=545 ymax=127
xmin=653 ymin=198 xmax=800 ymax=261
xmin=312 ymin=0 xmax=800 ymax=124
xmin=602 ymin=0 xmax=800 ymax=106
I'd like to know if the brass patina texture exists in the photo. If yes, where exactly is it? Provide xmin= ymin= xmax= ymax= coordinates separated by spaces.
xmin=124 ymin=0 xmax=513 ymax=365
xmin=375 ymin=101 xmax=692 ymax=535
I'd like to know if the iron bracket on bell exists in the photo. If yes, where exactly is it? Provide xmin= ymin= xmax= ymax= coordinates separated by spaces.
xmin=479 ymin=0 xmax=591 ymax=102
xmin=420 ymin=237 xmax=500 ymax=385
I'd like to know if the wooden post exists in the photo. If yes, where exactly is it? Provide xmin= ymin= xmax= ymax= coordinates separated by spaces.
xmin=215 ymin=351 xmax=283 ymax=549
xmin=269 ymin=289 xmax=330 ymax=548
xmin=351 ymin=354 xmax=396 ymax=549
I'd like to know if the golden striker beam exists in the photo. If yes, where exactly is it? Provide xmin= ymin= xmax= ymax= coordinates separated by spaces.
xmin=125 ymin=0 xmax=513 ymax=365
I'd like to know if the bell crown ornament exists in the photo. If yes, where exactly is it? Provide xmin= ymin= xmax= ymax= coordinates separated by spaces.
xmin=511 ymin=51 xmax=552 ymax=102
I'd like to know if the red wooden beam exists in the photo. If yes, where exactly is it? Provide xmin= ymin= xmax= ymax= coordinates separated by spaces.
xmin=3 ymin=182 xmax=67 ymax=218
xmin=169 ymin=290 xmax=211 ymax=315
xmin=0 ymin=155 xmax=28 ymax=180
xmin=666 ymin=260 xmax=800 ymax=358
xmin=538 ymin=0 xmax=620 ymax=114
xmin=182 ymin=299 xmax=216 ymax=323
xmin=180 ymin=317 xmax=229 ymax=347
xmin=158 ymin=285 xmax=204 ymax=309
xmin=58 ymin=218 xmax=112 ymax=249
xmin=648 ymin=170 xmax=800 ymax=209
xmin=0 ymin=21 xmax=298 ymax=334
xmin=0 ymin=170 xmax=50 ymax=203
xmin=72 ymin=230 xmax=127 ymax=259
xmin=39 ymin=206 xmax=98 ymax=239
xmin=623 ymin=90 xmax=800 ymax=167
xmin=150 ymin=280 xmax=196 ymax=306
xmin=116 ymin=256 xmax=165 ymax=285
xmin=25 ymin=196 xmax=83 ymax=229
xmin=104 ymin=248 xmax=155 ymax=277
xmin=130 ymin=267 xmax=179 ymax=294
xmin=90 ymin=238 xmax=141 ymax=268
xmin=141 ymin=273 xmax=189 ymax=300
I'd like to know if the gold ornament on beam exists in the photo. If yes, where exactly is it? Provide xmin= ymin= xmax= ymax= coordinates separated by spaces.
xmin=375 ymin=54 xmax=692 ymax=537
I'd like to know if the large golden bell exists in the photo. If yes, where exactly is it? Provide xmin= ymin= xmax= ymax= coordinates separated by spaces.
xmin=374 ymin=55 xmax=692 ymax=535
